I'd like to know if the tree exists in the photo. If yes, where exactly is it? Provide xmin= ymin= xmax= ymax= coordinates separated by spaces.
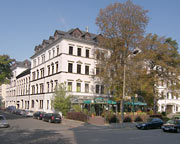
xmin=95 ymin=0 xmax=148 ymax=122
xmin=0 ymin=55 xmax=14 ymax=85
xmin=138 ymin=34 xmax=180 ymax=113
xmin=52 ymin=83 xmax=72 ymax=116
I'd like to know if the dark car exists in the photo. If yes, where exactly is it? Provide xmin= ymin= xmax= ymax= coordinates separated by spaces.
xmin=136 ymin=118 xmax=163 ymax=130
xmin=162 ymin=119 xmax=180 ymax=133
xmin=43 ymin=113 xmax=61 ymax=123
xmin=0 ymin=115 xmax=10 ymax=128
xmin=33 ymin=111 xmax=46 ymax=120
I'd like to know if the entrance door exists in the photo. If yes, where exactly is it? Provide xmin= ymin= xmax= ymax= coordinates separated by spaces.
xmin=166 ymin=105 xmax=173 ymax=113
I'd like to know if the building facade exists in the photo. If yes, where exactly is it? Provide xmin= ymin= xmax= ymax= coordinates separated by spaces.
xmin=6 ymin=60 xmax=31 ymax=108
xmin=5 ymin=28 xmax=109 ymax=113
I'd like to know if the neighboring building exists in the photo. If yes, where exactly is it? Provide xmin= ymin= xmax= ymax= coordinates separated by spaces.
xmin=157 ymin=80 xmax=180 ymax=113
xmin=6 ymin=60 xmax=31 ymax=107
xmin=0 ymin=84 xmax=7 ymax=107
xmin=16 ymin=68 xmax=31 ymax=109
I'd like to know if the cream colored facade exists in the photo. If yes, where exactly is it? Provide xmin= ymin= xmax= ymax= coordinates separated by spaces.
xmin=0 ymin=84 xmax=7 ymax=103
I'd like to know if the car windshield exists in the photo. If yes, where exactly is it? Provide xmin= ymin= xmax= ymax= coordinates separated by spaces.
xmin=0 ymin=116 xmax=5 ymax=120
xmin=147 ymin=118 xmax=153 ymax=122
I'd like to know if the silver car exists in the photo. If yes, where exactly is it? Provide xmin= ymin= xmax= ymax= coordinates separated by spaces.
xmin=0 ymin=115 xmax=10 ymax=128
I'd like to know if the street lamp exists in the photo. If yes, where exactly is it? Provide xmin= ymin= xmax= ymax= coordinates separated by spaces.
xmin=121 ymin=47 xmax=141 ymax=123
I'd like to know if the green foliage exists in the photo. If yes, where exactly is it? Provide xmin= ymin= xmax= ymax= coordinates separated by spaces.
xmin=72 ymin=104 xmax=81 ymax=112
xmin=67 ymin=112 xmax=88 ymax=122
xmin=52 ymin=83 xmax=72 ymax=116
xmin=0 ymin=55 xmax=14 ymax=85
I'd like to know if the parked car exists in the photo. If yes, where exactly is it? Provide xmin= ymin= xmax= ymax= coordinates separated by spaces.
xmin=23 ymin=110 xmax=34 ymax=117
xmin=0 ymin=115 xmax=9 ymax=128
xmin=33 ymin=111 xmax=46 ymax=120
xmin=162 ymin=119 xmax=180 ymax=133
xmin=6 ymin=106 xmax=16 ymax=113
xmin=136 ymin=118 xmax=163 ymax=130
xmin=43 ymin=113 xmax=61 ymax=123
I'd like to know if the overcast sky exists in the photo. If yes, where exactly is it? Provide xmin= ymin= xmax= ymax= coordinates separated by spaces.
xmin=0 ymin=0 xmax=180 ymax=61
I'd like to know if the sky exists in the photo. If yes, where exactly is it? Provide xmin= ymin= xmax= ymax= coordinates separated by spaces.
xmin=0 ymin=0 xmax=180 ymax=61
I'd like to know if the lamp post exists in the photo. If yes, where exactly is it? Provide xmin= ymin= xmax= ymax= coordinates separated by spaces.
xmin=121 ymin=47 xmax=141 ymax=123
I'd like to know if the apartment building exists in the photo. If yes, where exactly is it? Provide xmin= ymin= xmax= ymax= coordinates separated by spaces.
xmin=29 ymin=28 xmax=109 ymax=112
xmin=0 ymin=84 xmax=7 ymax=107
xmin=6 ymin=60 xmax=31 ymax=107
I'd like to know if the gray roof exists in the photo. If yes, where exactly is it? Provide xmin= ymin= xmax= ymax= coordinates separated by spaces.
xmin=11 ymin=60 xmax=31 ymax=70
xmin=31 ymin=28 xmax=102 ymax=59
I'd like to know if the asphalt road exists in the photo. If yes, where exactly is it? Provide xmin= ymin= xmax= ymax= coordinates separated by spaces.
xmin=1 ymin=111 xmax=180 ymax=144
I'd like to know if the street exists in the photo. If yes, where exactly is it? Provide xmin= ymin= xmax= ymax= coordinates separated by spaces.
xmin=0 ymin=111 xmax=180 ymax=144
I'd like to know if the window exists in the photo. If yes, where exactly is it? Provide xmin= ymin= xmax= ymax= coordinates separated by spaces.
xmin=86 ymin=49 xmax=89 ymax=58
xmin=76 ymin=83 xmax=81 ymax=92
xmin=167 ymin=93 xmax=169 ymax=99
xmin=47 ymin=100 xmax=49 ymax=109
xmin=52 ymin=63 xmax=54 ymax=74
xmin=49 ymin=50 xmax=51 ymax=59
xmin=85 ymin=65 xmax=89 ymax=75
xmin=40 ymin=100 xmax=43 ymax=109
xmin=85 ymin=84 xmax=89 ymax=93
xmin=68 ymin=63 xmax=73 ymax=73
xmin=31 ymin=100 xmax=34 ymax=108
xmin=68 ymin=82 xmax=72 ymax=92
xmin=37 ymin=70 xmax=39 ymax=79
xmin=48 ymin=65 xmax=50 ymax=76
xmin=56 ymin=62 xmax=58 ymax=73
xmin=33 ymin=59 xmax=36 ymax=67
xmin=38 ymin=57 xmax=40 ymax=65
xmin=40 ymin=84 xmax=44 ymax=93
xmin=96 ymin=67 xmax=99 ymax=75
xmin=41 ymin=54 xmax=45 ymax=63
xmin=101 ymin=85 xmax=104 ymax=94
xmin=77 ymin=48 xmax=81 ymax=56
xmin=32 ymin=72 xmax=36 ymax=80
xmin=77 ymin=64 xmax=81 ymax=74
xmin=69 ymin=46 xmax=73 ymax=55
xmin=51 ymin=81 xmax=53 ymax=92
xmin=57 ymin=46 xmax=59 ymax=56
xmin=32 ymin=85 xmax=35 ymax=94
xmin=55 ymin=80 xmax=58 ymax=88
xmin=36 ymin=84 xmax=38 ymax=94
xmin=53 ymin=49 xmax=55 ymax=57
xmin=96 ymin=85 xmax=99 ymax=94
xmin=41 ymin=68 xmax=44 ymax=78
xmin=47 ymin=82 xmax=49 ymax=92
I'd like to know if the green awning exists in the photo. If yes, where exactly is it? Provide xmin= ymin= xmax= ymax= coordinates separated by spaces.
xmin=107 ymin=100 xmax=117 ymax=104
xmin=84 ymin=100 xmax=91 ymax=104
xmin=124 ymin=101 xmax=147 ymax=106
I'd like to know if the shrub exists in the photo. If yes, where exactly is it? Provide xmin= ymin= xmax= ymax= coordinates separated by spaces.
xmin=161 ymin=112 xmax=166 ymax=116
xmin=162 ymin=116 xmax=170 ymax=123
xmin=105 ymin=111 xmax=119 ymax=123
xmin=123 ymin=116 xmax=132 ymax=122
xmin=67 ymin=112 xmax=88 ymax=122
xmin=149 ymin=114 xmax=162 ymax=119
xmin=134 ymin=116 xmax=143 ymax=122
xmin=72 ymin=104 xmax=81 ymax=112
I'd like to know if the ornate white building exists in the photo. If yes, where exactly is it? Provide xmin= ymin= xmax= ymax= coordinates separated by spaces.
xmin=6 ymin=28 xmax=109 ymax=112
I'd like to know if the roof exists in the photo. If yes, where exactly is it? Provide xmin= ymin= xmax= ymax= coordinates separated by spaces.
xmin=16 ymin=68 xmax=31 ymax=79
xmin=11 ymin=60 xmax=31 ymax=70
xmin=31 ymin=28 xmax=102 ymax=59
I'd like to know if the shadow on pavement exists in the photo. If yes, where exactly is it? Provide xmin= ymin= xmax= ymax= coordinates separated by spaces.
xmin=0 ymin=128 xmax=72 ymax=144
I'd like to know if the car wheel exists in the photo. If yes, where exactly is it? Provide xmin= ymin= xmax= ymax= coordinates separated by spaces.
xmin=48 ymin=119 xmax=52 ymax=123
xmin=176 ymin=128 xmax=180 ymax=133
